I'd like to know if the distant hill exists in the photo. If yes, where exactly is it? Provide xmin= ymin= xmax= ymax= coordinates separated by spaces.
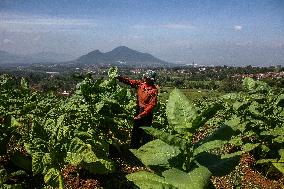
xmin=0 ymin=47 xmax=171 ymax=67
xmin=76 ymin=46 xmax=171 ymax=66
xmin=0 ymin=51 xmax=73 ymax=64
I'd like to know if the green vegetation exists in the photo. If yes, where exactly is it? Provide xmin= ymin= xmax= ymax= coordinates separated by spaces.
xmin=127 ymin=77 xmax=284 ymax=188
xmin=0 ymin=67 xmax=283 ymax=188
xmin=0 ymin=69 xmax=136 ymax=188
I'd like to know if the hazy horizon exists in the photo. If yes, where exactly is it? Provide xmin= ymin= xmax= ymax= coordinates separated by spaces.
xmin=0 ymin=0 xmax=283 ymax=66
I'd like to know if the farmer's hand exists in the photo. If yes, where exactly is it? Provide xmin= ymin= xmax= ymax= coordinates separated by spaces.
xmin=134 ymin=115 xmax=142 ymax=120
xmin=115 ymin=75 xmax=121 ymax=79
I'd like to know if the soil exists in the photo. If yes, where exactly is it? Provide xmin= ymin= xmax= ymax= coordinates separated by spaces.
xmin=193 ymin=125 xmax=284 ymax=189
xmin=62 ymin=145 xmax=151 ymax=189
xmin=211 ymin=153 xmax=284 ymax=189
xmin=240 ymin=153 xmax=284 ymax=189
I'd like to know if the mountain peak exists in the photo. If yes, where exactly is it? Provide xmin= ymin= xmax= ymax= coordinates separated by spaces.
xmin=111 ymin=46 xmax=134 ymax=53
xmin=76 ymin=46 xmax=170 ymax=66
xmin=94 ymin=49 xmax=102 ymax=53
xmin=113 ymin=46 xmax=130 ymax=50
xmin=87 ymin=50 xmax=102 ymax=55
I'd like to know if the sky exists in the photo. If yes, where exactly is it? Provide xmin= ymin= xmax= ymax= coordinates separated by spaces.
xmin=0 ymin=0 xmax=284 ymax=66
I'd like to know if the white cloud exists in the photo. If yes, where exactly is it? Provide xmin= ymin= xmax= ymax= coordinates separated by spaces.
xmin=0 ymin=12 xmax=97 ymax=32
xmin=34 ymin=36 xmax=41 ymax=41
xmin=2 ymin=18 xmax=96 ymax=26
xmin=234 ymin=25 xmax=242 ymax=31
xmin=3 ymin=39 xmax=14 ymax=44
xmin=163 ymin=24 xmax=194 ymax=29
xmin=131 ymin=35 xmax=142 ymax=39
xmin=132 ymin=24 xmax=149 ymax=29
xmin=132 ymin=23 xmax=194 ymax=30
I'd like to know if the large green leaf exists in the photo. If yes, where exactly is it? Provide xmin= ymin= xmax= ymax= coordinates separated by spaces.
xmin=82 ymin=159 xmax=115 ymax=174
xmin=126 ymin=171 xmax=176 ymax=189
xmin=65 ymin=152 xmax=84 ymax=165
xmin=44 ymin=168 xmax=60 ymax=188
xmin=224 ymin=116 xmax=244 ymax=132
xmin=193 ymin=140 xmax=227 ymax=157
xmin=243 ymin=77 xmax=256 ymax=91
xmin=162 ymin=167 xmax=211 ymax=189
xmin=67 ymin=137 xmax=88 ymax=154
xmin=256 ymin=159 xmax=281 ymax=164
xmin=221 ymin=151 xmax=243 ymax=159
xmin=272 ymin=149 xmax=284 ymax=173
xmin=272 ymin=162 xmax=284 ymax=174
xmin=166 ymin=89 xmax=197 ymax=133
xmin=108 ymin=67 xmax=119 ymax=79
xmin=65 ymin=137 xmax=114 ymax=174
xmin=221 ymin=143 xmax=259 ymax=159
xmin=10 ymin=116 xmax=21 ymax=127
xmin=191 ymin=103 xmax=223 ymax=130
xmin=261 ymin=127 xmax=284 ymax=137
xmin=196 ymin=125 xmax=235 ymax=146
xmin=195 ymin=153 xmax=239 ymax=176
xmin=143 ymin=127 xmax=188 ymax=151
xmin=166 ymin=89 xmax=221 ymax=135
xmin=276 ymin=94 xmax=284 ymax=108
xmin=65 ymin=152 xmax=114 ymax=174
xmin=274 ymin=136 xmax=284 ymax=143
xmin=2 ymin=184 xmax=23 ymax=189
xmin=241 ymin=143 xmax=260 ymax=152
xmin=243 ymin=77 xmax=269 ymax=92
xmin=130 ymin=139 xmax=180 ymax=168
xmin=31 ymin=152 xmax=45 ymax=174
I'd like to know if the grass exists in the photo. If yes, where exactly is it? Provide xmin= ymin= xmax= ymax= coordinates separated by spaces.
xmin=159 ymin=87 xmax=224 ymax=103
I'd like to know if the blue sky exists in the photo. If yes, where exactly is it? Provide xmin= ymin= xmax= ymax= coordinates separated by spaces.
xmin=0 ymin=0 xmax=283 ymax=66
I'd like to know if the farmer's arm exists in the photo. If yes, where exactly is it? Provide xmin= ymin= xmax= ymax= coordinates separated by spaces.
xmin=117 ymin=76 xmax=141 ymax=88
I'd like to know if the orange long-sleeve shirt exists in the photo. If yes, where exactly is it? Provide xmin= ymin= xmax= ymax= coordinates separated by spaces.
xmin=118 ymin=76 xmax=158 ymax=118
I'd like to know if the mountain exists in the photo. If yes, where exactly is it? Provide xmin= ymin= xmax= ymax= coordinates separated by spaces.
xmin=76 ymin=46 xmax=170 ymax=66
xmin=0 ymin=47 xmax=170 ymax=66
xmin=0 ymin=51 xmax=73 ymax=64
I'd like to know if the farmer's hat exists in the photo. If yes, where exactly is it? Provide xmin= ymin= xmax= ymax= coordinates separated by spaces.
xmin=143 ymin=70 xmax=156 ymax=81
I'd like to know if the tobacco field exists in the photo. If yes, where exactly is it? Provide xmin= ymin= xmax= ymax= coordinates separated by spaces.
xmin=0 ymin=68 xmax=283 ymax=189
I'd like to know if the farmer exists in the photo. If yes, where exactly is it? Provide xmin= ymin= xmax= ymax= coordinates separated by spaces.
xmin=117 ymin=70 xmax=158 ymax=149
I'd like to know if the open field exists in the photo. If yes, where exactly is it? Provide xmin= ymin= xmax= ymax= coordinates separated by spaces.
xmin=159 ymin=87 xmax=224 ymax=103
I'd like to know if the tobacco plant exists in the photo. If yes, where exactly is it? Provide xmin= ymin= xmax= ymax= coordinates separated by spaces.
xmin=127 ymin=89 xmax=239 ymax=189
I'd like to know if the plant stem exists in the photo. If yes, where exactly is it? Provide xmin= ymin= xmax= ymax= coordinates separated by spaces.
xmin=58 ymin=174 xmax=64 ymax=189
